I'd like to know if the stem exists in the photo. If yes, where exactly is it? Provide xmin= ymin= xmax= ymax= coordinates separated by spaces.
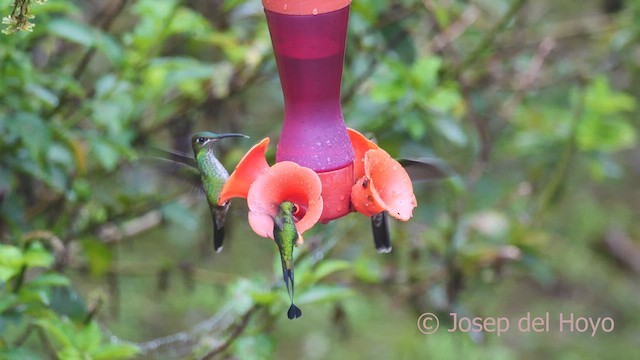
xmin=199 ymin=306 xmax=258 ymax=360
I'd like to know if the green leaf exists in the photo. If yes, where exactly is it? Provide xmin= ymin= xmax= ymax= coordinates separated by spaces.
xmin=402 ymin=112 xmax=427 ymax=140
xmin=91 ymin=139 xmax=121 ymax=171
xmin=56 ymin=348 xmax=83 ymax=360
xmin=433 ymin=117 xmax=467 ymax=146
xmin=0 ymin=348 xmax=45 ymax=360
xmin=81 ymin=239 xmax=113 ymax=277
xmin=577 ymin=114 xmax=636 ymax=152
xmin=48 ymin=19 xmax=96 ymax=47
xmin=296 ymin=285 xmax=354 ymax=305
xmin=75 ymin=321 xmax=102 ymax=354
xmin=313 ymin=260 xmax=351 ymax=281
xmin=353 ymin=256 xmax=382 ymax=284
xmin=23 ymin=243 xmax=54 ymax=268
xmin=232 ymin=334 xmax=274 ymax=360
xmin=0 ymin=293 xmax=18 ymax=313
xmin=92 ymin=343 xmax=141 ymax=360
xmin=249 ymin=290 xmax=279 ymax=305
xmin=412 ymin=57 xmax=441 ymax=89
xmin=4 ymin=112 xmax=51 ymax=160
xmin=0 ymin=245 xmax=23 ymax=281
xmin=36 ymin=318 xmax=75 ymax=349
xmin=27 ymin=273 xmax=71 ymax=288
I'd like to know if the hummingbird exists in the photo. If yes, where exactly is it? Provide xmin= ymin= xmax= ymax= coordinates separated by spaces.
xmin=190 ymin=132 xmax=248 ymax=252
xmin=272 ymin=201 xmax=303 ymax=320
xmin=370 ymin=157 xmax=453 ymax=253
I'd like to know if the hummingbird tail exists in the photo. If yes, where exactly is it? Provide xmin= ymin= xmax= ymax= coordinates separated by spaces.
xmin=371 ymin=212 xmax=392 ymax=253
xmin=282 ymin=265 xmax=302 ymax=319
xmin=287 ymin=304 xmax=302 ymax=319
xmin=213 ymin=222 xmax=225 ymax=253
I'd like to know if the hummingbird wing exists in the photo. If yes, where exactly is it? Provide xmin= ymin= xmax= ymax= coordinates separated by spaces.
xmin=280 ymin=255 xmax=302 ymax=319
xmin=146 ymin=148 xmax=202 ymax=189
xmin=398 ymin=157 xmax=451 ymax=183
xmin=371 ymin=211 xmax=392 ymax=253
xmin=155 ymin=148 xmax=198 ymax=168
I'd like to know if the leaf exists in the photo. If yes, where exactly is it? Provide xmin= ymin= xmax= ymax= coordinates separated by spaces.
xmin=401 ymin=112 xmax=427 ymax=139
xmin=91 ymin=139 xmax=120 ymax=171
xmin=92 ymin=343 xmax=141 ymax=360
xmin=232 ymin=335 xmax=274 ymax=360
xmin=0 ymin=294 xmax=18 ymax=313
xmin=576 ymin=115 xmax=636 ymax=152
xmin=75 ymin=321 xmax=102 ymax=354
xmin=0 ymin=348 xmax=45 ymax=360
xmin=249 ymin=291 xmax=279 ymax=305
xmin=26 ymin=273 xmax=71 ymax=288
xmin=36 ymin=318 xmax=75 ymax=349
xmin=433 ymin=117 xmax=467 ymax=146
xmin=4 ymin=112 xmax=51 ymax=161
xmin=49 ymin=286 xmax=88 ymax=322
xmin=81 ymin=239 xmax=113 ymax=277
xmin=411 ymin=57 xmax=441 ymax=89
xmin=48 ymin=19 xmax=96 ymax=47
xmin=0 ymin=245 xmax=23 ymax=281
xmin=352 ymin=256 xmax=382 ymax=284
xmin=312 ymin=260 xmax=351 ymax=281
xmin=296 ymin=285 xmax=354 ymax=305
xmin=23 ymin=243 xmax=54 ymax=268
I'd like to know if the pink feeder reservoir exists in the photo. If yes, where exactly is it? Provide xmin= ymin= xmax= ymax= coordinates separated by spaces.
xmin=264 ymin=0 xmax=354 ymax=222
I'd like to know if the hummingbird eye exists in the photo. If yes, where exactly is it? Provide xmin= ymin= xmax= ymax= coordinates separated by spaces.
xmin=196 ymin=137 xmax=205 ymax=143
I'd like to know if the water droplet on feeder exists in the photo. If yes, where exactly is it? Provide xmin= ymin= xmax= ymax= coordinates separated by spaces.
xmin=312 ymin=8 xmax=319 ymax=15
xmin=283 ymin=4 xmax=288 ymax=10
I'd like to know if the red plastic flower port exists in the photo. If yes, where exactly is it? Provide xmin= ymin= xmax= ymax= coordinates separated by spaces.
xmin=348 ymin=129 xmax=417 ymax=221
xmin=218 ymin=138 xmax=270 ymax=204
xmin=219 ymin=139 xmax=323 ymax=241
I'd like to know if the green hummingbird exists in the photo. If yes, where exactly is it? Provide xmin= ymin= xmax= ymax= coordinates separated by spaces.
xmin=272 ymin=201 xmax=303 ymax=320
xmin=190 ymin=132 xmax=248 ymax=252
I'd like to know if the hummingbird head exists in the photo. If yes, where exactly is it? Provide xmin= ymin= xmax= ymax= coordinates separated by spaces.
xmin=191 ymin=132 xmax=249 ymax=153
xmin=278 ymin=201 xmax=299 ymax=218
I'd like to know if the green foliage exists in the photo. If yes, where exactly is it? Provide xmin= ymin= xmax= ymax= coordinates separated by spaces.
xmin=1 ymin=0 xmax=639 ymax=359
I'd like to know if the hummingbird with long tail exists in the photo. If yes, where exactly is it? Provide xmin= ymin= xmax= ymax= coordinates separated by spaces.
xmin=272 ymin=201 xmax=303 ymax=320
xmin=190 ymin=132 xmax=248 ymax=252
xmin=157 ymin=132 xmax=248 ymax=252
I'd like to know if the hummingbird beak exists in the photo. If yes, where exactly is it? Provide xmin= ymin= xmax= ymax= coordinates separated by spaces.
xmin=215 ymin=133 xmax=250 ymax=140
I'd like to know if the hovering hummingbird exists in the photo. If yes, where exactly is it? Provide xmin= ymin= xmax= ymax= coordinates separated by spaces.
xmin=155 ymin=132 xmax=248 ymax=252
xmin=190 ymin=132 xmax=249 ymax=252
xmin=370 ymin=157 xmax=453 ymax=253
xmin=272 ymin=201 xmax=303 ymax=320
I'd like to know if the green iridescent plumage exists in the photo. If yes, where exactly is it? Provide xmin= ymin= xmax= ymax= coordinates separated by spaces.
xmin=273 ymin=201 xmax=302 ymax=319
xmin=190 ymin=132 xmax=248 ymax=252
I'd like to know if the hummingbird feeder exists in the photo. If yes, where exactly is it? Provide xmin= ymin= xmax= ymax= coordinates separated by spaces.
xmin=220 ymin=0 xmax=416 ymax=240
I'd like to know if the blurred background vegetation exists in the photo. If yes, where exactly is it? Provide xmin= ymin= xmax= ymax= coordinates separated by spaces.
xmin=1 ymin=0 xmax=639 ymax=359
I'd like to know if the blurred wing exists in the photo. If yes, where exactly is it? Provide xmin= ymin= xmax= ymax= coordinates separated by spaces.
xmin=142 ymin=148 xmax=202 ymax=189
xmin=150 ymin=147 xmax=197 ymax=168
xmin=398 ymin=157 xmax=451 ymax=183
